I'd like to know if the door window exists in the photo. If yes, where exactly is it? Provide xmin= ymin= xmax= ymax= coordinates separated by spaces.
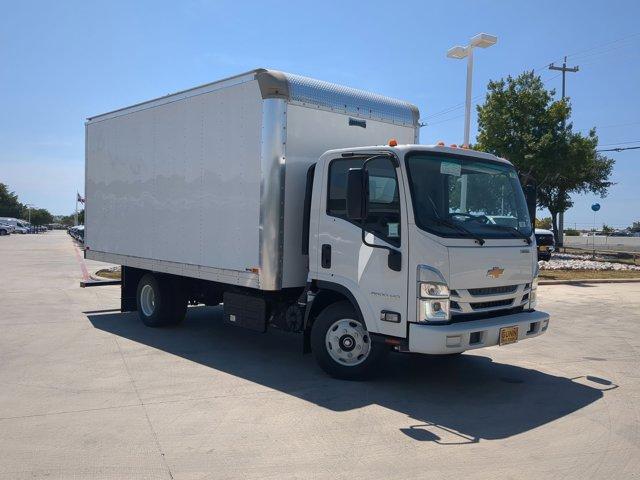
xmin=327 ymin=157 xmax=401 ymax=247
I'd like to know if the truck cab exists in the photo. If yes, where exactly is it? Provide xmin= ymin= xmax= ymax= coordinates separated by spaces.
xmin=303 ymin=143 xmax=548 ymax=378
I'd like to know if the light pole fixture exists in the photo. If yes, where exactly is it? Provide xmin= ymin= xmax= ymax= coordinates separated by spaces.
xmin=447 ymin=33 xmax=497 ymax=147
xmin=25 ymin=203 xmax=34 ymax=224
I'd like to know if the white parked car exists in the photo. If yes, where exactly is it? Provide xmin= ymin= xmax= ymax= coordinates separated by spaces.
xmin=0 ymin=217 xmax=29 ymax=234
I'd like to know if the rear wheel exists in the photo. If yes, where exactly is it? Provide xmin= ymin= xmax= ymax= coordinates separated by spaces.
xmin=136 ymin=273 xmax=187 ymax=327
xmin=311 ymin=301 xmax=388 ymax=380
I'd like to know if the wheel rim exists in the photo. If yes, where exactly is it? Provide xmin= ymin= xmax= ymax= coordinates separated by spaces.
xmin=325 ymin=318 xmax=371 ymax=366
xmin=140 ymin=284 xmax=156 ymax=317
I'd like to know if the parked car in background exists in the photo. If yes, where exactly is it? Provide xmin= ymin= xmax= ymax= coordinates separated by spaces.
xmin=0 ymin=224 xmax=11 ymax=236
xmin=535 ymin=228 xmax=555 ymax=261
xmin=0 ymin=221 xmax=14 ymax=234
xmin=0 ymin=217 xmax=31 ymax=234
xmin=68 ymin=225 xmax=85 ymax=242
xmin=610 ymin=230 xmax=631 ymax=237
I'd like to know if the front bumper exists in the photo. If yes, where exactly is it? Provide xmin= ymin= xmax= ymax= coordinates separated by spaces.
xmin=408 ymin=310 xmax=549 ymax=355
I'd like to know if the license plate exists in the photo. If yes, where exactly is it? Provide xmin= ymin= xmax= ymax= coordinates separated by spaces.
xmin=499 ymin=326 xmax=519 ymax=346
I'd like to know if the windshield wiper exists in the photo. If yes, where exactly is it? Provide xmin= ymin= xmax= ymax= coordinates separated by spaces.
xmin=431 ymin=217 xmax=485 ymax=246
xmin=488 ymin=224 xmax=532 ymax=245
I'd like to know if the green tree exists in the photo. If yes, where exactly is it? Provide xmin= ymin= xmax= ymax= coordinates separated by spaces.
xmin=601 ymin=224 xmax=614 ymax=236
xmin=536 ymin=217 xmax=552 ymax=229
xmin=26 ymin=208 xmax=54 ymax=226
xmin=0 ymin=183 xmax=24 ymax=217
xmin=58 ymin=209 xmax=84 ymax=227
xmin=476 ymin=71 xmax=614 ymax=243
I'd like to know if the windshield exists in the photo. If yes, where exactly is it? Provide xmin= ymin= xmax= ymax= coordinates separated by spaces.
xmin=405 ymin=152 xmax=532 ymax=239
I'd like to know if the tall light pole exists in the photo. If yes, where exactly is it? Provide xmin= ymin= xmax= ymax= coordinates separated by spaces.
xmin=447 ymin=33 xmax=498 ymax=148
xmin=25 ymin=203 xmax=34 ymax=224
xmin=447 ymin=34 xmax=497 ymax=212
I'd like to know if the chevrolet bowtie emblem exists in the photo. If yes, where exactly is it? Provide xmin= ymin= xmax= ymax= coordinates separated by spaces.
xmin=486 ymin=267 xmax=504 ymax=279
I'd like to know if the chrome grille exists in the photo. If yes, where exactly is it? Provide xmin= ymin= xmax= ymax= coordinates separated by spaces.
xmin=468 ymin=285 xmax=518 ymax=296
xmin=470 ymin=299 xmax=514 ymax=310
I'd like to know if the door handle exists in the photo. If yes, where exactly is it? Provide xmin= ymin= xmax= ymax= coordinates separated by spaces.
xmin=321 ymin=244 xmax=331 ymax=268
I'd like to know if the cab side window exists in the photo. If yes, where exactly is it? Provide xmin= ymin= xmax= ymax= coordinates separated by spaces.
xmin=327 ymin=157 xmax=401 ymax=247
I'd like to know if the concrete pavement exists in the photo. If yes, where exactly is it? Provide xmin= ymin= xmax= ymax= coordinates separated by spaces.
xmin=1 ymin=231 xmax=639 ymax=479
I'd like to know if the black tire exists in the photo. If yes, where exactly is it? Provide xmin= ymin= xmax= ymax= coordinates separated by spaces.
xmin=136 ymin=273 xmax=187 ymax=327
xmin=311 ymin=301 xmax=388 ymax=380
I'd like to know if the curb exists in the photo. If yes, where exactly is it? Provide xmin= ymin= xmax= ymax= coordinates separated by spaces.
xmin=540 ymin=277 xmax=640 ymax=285
xmin=90 ymin=273 xmax=121 ymax=282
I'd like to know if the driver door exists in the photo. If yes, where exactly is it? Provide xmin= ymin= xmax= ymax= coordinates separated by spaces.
xmin=315 ymin=156 xmax=408 ymax=338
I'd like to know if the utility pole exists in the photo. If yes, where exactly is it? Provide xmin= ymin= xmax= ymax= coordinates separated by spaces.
xmin=548 ymin=56 xmax=579 ymax=247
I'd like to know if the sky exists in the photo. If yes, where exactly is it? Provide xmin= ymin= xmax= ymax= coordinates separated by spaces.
xmin=1 ymin=0 xmax=638 ymax=228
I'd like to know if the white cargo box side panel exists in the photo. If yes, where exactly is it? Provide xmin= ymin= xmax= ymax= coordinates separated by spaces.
xmin=281 ymin=105 xmax=417 ymax=288
xmin=86 ymin=80 xmax=263 ymax=282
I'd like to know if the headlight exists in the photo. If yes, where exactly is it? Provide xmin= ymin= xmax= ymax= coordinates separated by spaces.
xmin=419 ymin=282 xmax=449 ymax=298
xmin=417 ymin=281 xmax=450 ymax=323
xmin=418 ymin=298 xmax=450 ymax=322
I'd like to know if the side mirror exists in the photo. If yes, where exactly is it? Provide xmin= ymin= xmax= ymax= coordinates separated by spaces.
xmin=346 ymin=168 xmax=368 ymax=221
xmin=387 ymin=249 xmax=402 ymax=272
xmin=522 ymin=181 xmax=537 ymax=227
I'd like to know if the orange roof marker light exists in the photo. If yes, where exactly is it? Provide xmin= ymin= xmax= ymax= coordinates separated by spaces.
xmin=450 ymin=144 xmax=458 ymax=148
xmin=436 ymin=141 xmax=445 ymax=146
xmin=388 ymin=138 xmax=398 ymax=147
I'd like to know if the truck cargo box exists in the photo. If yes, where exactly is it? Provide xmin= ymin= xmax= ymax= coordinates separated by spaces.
xmin=85 ymin=68 xmax=419 ymax=290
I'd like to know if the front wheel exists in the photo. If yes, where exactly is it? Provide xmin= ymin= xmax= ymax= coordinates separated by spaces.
xmin=311 ymin=301 xmax=388 ymax=380
xmin=136 ymin=273 xmax=187 ymax=327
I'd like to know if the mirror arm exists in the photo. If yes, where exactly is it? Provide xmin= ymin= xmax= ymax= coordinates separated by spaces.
xmin=359 ymin=152 xmax=402 ymax=271
xmin=360 ymin=227 xmax=393 ymax=253
xmin=359 ymin=152 xmax=397 ymax=254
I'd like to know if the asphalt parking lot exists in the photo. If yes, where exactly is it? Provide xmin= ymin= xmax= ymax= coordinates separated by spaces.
xmin=1 ymin=231 xmax=639 ymax=479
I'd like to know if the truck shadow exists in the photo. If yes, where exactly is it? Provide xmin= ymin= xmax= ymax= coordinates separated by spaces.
xmin=88 ymin=306 xmax=605 ymax=444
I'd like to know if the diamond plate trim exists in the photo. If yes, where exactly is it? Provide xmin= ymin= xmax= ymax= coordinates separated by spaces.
xmin=281 ymin=72 xmax=419 ymax=127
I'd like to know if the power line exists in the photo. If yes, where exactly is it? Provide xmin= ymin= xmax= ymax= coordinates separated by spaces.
xmin=598 ymin=140 xmax=640 ymax=147
xmin=597 ymin=146 xmax=640 ymax=152
xmin=577 ymin=121 xmax=640 ymax=132
xmin=565 ymin=32 xmax=640 ymax=62
xmin=422 ymin=32 xmax=640 ymax=124
xmin=425 ymin=113 xmax=467 ymax=126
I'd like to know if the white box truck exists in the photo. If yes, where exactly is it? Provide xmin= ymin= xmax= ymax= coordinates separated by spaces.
xmin=85 ymin=68 xmax=549 ymax=379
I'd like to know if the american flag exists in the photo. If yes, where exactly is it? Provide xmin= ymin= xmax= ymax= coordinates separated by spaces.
xmin=77 ymin=193 xmax=85 ymax=204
